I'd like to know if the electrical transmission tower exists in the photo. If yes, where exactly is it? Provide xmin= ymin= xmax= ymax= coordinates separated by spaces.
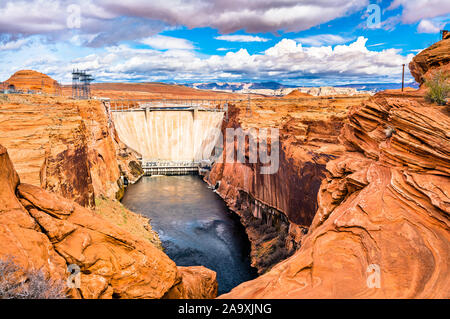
xmin=72 ymin=69 xmax=94 ymax=99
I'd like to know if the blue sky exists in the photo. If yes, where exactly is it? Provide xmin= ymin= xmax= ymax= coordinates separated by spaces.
xmin=0 ymin=0 xmax=449 ymax=85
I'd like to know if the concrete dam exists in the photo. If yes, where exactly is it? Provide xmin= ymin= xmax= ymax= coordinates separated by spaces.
xmin=109 ymin=100 xmax=227 ymax=174
xmin=110 ymin=100 xmax=258 ymax=293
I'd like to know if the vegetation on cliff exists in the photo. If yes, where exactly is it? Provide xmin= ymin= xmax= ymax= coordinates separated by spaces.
xmin=425 ymin=70 xmax=449 ymax=105
xmin=0 ymin=257 xmax=66 ymax=299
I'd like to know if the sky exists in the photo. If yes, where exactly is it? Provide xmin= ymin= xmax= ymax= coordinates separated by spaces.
xmin=0 ymin=0 xmax=449 ymax=86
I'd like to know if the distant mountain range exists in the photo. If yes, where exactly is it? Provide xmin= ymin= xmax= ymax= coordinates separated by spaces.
xmin=187 ymin=81 xmax=419 ymax=93
xmin=334 ymin=82 xmax=419 ymax=91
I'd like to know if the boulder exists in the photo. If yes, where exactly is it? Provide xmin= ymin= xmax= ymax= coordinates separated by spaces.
xmin=0 ymin=144 xmax=217 ymax=299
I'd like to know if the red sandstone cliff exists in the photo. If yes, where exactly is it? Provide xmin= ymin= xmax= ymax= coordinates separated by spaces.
xmin=221 ymin=40 xmax=450 ymax=298
xmin=0 ymin=144 xmax=217 ymax=299
xmin=0 ymin=94 xmax=142 ymax=208
xmin=409 ymin=37 xmax=450 ymax=86
xmin=205 ymin=96 xmax=368 ymax=272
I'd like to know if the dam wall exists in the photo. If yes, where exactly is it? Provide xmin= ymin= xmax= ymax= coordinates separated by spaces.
xmin=112 ymin=110 xmax=224 ymax=162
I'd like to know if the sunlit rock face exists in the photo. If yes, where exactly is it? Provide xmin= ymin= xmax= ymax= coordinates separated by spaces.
xmin=0 ymin=143 xmax=218 ymax=299
xmin=409 ymin=37 xmax=450 ymax=86
xmin=0 ymin=95 xmax=141 ymax=207
xmin=205 ymin=96 xmax=368 ymax=273
xmin=2 ymin=70 xmax=61 ymax=94
xmin=112 ymin=111 xmax=224 ymax=161
xmin=221 ymin=92 xmax=450 ymax=299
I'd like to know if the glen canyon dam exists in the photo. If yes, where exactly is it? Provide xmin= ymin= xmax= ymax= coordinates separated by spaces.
xmin=0 ymin=0 xmax=449 ymax=313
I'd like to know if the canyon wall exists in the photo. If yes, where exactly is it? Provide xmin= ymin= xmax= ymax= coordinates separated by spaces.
xmin=221 ymin=40 xmax=450 ymax=298
xmin=205 ymin=97 xmax=368 ymax=272
xmin=221 ymin=92 xmax=449 ymax=298
xmin=112 ymin=110 xmax=223 ymax=161
xmin=0 ymin=79 xmax=221 ymax=299
xmin=0 ymin=144 xmax=217 ymax=299
xmin=0 ymin=94 xmax=142 ymax=208
xmin=409 ymin=37 xmax=450 ymax=85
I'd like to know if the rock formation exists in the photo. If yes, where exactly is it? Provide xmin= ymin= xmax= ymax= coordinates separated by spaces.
xmin=205 ymin=96 xmax=368 ymax=273
xmin=3 ymin=70 xmax=61 ymax=95
xmin=409 ymin=37 xmax=450 ymax=86
xmin=0 ymin=144 xmax=217 ymax=299
xmin=220 ymin=48 xmax=450 ymax=297
xmin=283 ymin=90 xmax=313 ymax=98
xmin=0 ymin=94 xmax=141 ymax=208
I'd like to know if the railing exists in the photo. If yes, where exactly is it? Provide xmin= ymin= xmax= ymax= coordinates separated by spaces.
xmin=105 ymin=98 xmax=238 ymax=112
xmin=141 ymin=160 xmax=201 ymax=175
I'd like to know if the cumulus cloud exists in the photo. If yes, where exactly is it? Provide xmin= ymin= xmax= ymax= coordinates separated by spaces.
xmin=417 ymin=19 xmax=445 ymax=33
xmin=215 ymin=35 xmax=270 ymax=42
xmin=388 ymin=0 xmax=450 ymax=23
xmin=8 ymin=36 xmax=411 ymax=85
xmin=0 ymin=38 xmax=31 ymax=51
xmin=141 ymin=35 xmax=194 ymax=50
xmin=295 ymin=34 xmax=354 ymax=46
xmin=0 ymin=0 xmax=369 ymax=37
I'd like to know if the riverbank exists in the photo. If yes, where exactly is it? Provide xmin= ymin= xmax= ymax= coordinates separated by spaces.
xmin=121 ymin=175 xmax=258 ymax=295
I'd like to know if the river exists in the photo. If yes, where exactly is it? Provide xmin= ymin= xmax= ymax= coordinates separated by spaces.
xmin=121 ymin=175 xmax=257 ymax=295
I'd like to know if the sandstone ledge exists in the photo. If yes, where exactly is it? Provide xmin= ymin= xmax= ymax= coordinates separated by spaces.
xmin=0 ymin=144 xmax=217 ymax=299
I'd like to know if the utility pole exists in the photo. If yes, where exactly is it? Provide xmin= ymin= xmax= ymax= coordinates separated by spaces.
xmin=401 ymin=64 xmax=405 ymax=92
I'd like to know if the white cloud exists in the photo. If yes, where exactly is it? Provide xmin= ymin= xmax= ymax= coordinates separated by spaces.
xmin=140 ymin=35 xmax=194 ymax=50
xmin=0 ymin=0 xmax=369 ymax=36
xmin=265 ymin=39 xmax=303 ymax=56
xmin=367 ymin=43 xmax=386 ymax=47
xmin=0 ymin=38 xmax=31 ymax=51
xmin=0 ymin=35 xmax=415 ymax=85
xmin=389 ymin=0 xmax=450 ymax=23
xmin=295 ymin=34 xmax=354 ymax=46
xmin=417 ymin=19 xmax=445 ymax=33
xmin=215 ymin=35 xmax=269 ymax=42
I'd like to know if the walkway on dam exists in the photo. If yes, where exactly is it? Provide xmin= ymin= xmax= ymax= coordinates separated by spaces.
xmin=105 ymin=98 xmax=237 ymax=113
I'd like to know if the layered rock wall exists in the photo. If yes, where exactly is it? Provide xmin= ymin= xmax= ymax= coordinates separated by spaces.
xmin=3 ymin=70 xmax=61 ymax=95
xmin=205 ymin=97 xmax=367 ymax=272
xmin=221 ymin=92 xmax=450 ymax=298
xmin=409 ymin=37 xmax=450 ymax=85
xmin=0 ymin=144 xmax=217 ymax=299
xmin=0 ymin=95 xmax=141 ymax=207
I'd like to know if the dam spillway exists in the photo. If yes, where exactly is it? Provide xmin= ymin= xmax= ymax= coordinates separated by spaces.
xmin=110 ymin=101 xmax=226 ymax=174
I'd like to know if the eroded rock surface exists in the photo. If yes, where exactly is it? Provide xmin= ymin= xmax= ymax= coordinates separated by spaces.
xmin=205 ymin=96 xmax=369 ymax=272
xmin=0 ymin=144 xmax=217 ymax=299
xmin=221 ymin=93 xmax=450 ymax=298
xmin=409 ymin=37 xmax=450 ymax=85
xmin=2 ymin=70 xmax=61 ymax=94
xmin=0 ymin=94 xmax=142 ymax=207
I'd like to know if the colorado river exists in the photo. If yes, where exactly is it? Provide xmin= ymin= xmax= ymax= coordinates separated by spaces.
xmin=121 ymin=175 xmax=257 ymax=295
